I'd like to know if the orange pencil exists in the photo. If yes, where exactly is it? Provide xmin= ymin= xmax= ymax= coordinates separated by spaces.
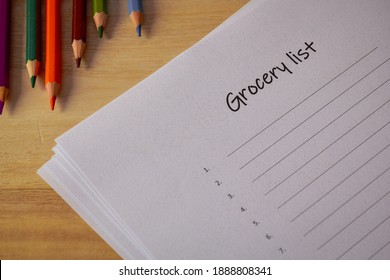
xmin=45 ymin=0 xmax=61 ymax=110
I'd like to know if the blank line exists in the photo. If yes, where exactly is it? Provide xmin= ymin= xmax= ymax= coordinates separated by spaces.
xmin=242 ymin=57 xmax=390 ymax=170
xmin=277 ymin=119 xmax=390 ymax=209
xmin=252 ymin=79 xmax=390 ymax=182
xmin=290 ymin=144 xmax=390 ymax=222
xmin=337 ymin=214 xmax=390 ymax=260
xmin=227 ymin=47 xmax=378 ymax=158
xmin=316 ymin=189 xmax=390 ymax=250
xmin=304 ymin=166 xmax=390 ymax=238
xmin=368 ymin=239 xmax=390 ymax=260
xmin=264 ymin=98 xmax=390 ymax=195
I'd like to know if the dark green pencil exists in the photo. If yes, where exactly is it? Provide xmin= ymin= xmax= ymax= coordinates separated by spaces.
xmin=26 ymin=0 xmax=41 ymax=88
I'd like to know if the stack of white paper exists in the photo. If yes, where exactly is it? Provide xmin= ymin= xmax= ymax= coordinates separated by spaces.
xmin=38 ymin=0 xmax=390 ymax=259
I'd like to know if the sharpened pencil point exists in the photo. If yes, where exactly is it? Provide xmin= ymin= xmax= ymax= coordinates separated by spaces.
xmin=98 ymin=26 xmax=104 ymax=38
xmin=76 ymin=58 xmax=81 ymax=68
xmin=136 ymin=25 xmax=142 ymax=37
xmin=0 ymin=87 xmax=8 ymax=115
xmin=50 ymin=96 xmax=56 ymax=111
xmin=30 ymin=76 xmax=37 ymax=88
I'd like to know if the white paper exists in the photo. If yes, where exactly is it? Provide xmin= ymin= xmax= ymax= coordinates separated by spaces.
xmin=39 ymin=0 xmax=390 ymax=259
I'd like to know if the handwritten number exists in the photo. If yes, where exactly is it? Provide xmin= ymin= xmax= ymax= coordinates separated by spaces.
xmin=227 ymin=194 xmax=235 ymax=199
xmin=278 ymin=248 xmax=286 ymax=254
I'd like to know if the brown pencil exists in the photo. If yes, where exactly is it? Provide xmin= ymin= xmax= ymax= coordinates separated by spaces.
xmin=72 ymin=0 xmax=86 ymax=67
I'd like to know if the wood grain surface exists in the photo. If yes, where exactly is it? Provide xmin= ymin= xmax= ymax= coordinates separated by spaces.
xmin=0 ymin=0 xmax=249 ymax=259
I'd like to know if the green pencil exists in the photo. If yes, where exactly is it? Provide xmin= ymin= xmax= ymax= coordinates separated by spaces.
xmin=92 ymin=0 xmax=107 ymax=38
xmin=26 ymin=0 xmax=41 ymax=88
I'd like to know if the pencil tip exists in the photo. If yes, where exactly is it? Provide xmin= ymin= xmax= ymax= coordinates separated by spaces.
xmin=50 ymin=96 xmax=56 ymax=111
xmin=136 ymin=25 xmax=142 ymax=37
xmin=76 ymin=58 xmax=81 ymax=68
xmin=0 ymin=100 xmax=4 ymax=115
xmin=30 ymin=76 xmax=37 ymax=88
xmin=98 ymin=26 xmax=104 ymax=38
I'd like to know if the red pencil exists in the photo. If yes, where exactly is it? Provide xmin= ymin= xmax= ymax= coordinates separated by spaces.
xmin=45 ymin=0 xmax=61 ymax=110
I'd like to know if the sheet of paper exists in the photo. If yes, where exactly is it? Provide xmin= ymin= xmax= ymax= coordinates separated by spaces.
xmin=39 ymin=0 xmax=390 ymax=259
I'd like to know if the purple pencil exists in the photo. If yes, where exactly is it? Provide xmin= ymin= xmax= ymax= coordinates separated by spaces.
xmin=0 ymin=0 xmax=11 ymax=115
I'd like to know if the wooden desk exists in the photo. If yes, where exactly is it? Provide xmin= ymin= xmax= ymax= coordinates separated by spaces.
xmin=0 ymin=0 xmax=249 ymax=259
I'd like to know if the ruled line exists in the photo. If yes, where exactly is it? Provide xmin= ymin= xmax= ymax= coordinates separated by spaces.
xmin=242 ymin=57 xmax=390 ymax=170
xmin=277 ymin=118 xmax=390 ymax=208
xmin=251 ymin=79 xmax=390 ymax=183
xmin=227 ymin=47 xmax=378 ymax=158
xmin=304 ymin=166 xmax=390 ymax=238
xmin=263 ymin=99 xmax=390 ymax=195
xmin=337 ymin=214 xmax=390 ymax=260
xmin=368 ymin=239 xmax=390 ymax=260
xmin=290 ymin=144 xmax=390 ymax=222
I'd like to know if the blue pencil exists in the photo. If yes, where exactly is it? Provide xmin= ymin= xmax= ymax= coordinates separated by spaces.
xmin=128 ymin=0 xmax=144 ymax=37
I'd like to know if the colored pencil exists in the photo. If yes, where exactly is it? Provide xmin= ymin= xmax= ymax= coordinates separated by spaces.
xmin=26 ymin=0 xmax=41 ymax=88
xmin=92 ymin=0 xmax=107 ymax=38
xmin=0 ymin=0 xmax=11 ymax=115
xmin=45 ymin=0 xmax=61 ymax=111
xmin=128 ymin=0 xmax=144 ymax=37
xmin=72 ymin=0 xmax=86 ymax=68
